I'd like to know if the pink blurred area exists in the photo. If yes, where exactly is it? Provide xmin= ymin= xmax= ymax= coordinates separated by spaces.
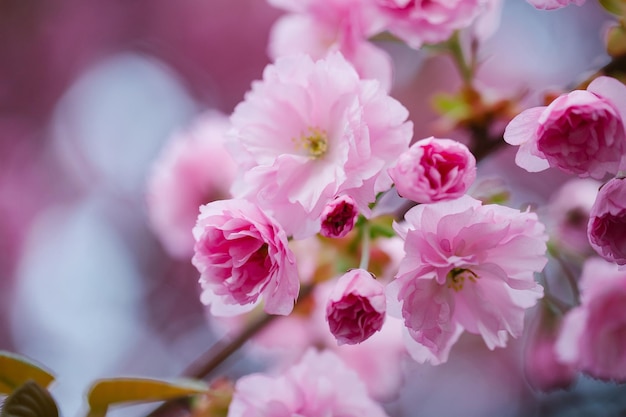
xmin=0 ymin=0 xmax=622 ymax=416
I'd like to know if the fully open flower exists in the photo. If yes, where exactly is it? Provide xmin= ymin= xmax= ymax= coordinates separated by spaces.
xmin=504 ymin=76 xmax=626 ymax=179
xmin=326 ymin=269 xmax=386 ymax=345
xmin=387 ymin=195 xmax=547 ymax=364
xmin=388 ymin=137 xmax=476 ymax=203
xmin=229 ymin=52 xmax=412 ymax=238
xmin=146 ymin=111 xmax=236 ymax=258
xmin=268 ymin=0 xmax=393 ymax=90
xmin=228 ymin=348 xmax=389 ymax=417
xmin=371 ymin=0 xmax=487 ymax=48
xmin=556 ymin=257 xmax=626 ymax=381
xmin=588 ymin=177 xmax=626 ymax=267
xmin=192 ymin=199 xmax=299 ymax=316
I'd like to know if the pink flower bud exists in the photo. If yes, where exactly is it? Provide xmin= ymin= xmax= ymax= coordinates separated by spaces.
xmin=588 ymin=177 xmax=626 ymax=267
xmin=524 ymin=307 xmax=576 ymax=392
xmin=388 ymin=137 xmax=476 ymax=204
xmin=326 ymin=269 xmax=386 ymax=345
xmin=320 ymin=195 xmax=359 ymax=238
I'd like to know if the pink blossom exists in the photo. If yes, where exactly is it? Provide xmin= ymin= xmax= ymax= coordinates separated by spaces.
xmin=504 ymin=76 xmax=626 ymax=179
xmin=545 ymin=178 xmax=601 ymax=256
xmin=525 ymin=0 xmax=585 ymax=10
xmin=388 ymin=137 xmax=476 ymax=204
xmin=556 ymin=257 xmax=626 ymax=381
xmin=523 ymin=306 xmax=576 ymax=392
xmin=371 ymin=0 xmax=487 ymax=48
xmin=320 ymin=195 xmax=359 ymax=238
xmin=268 ymin=0 xmax=393 ymax=91
xmin=229 ymin=52 xmax=413 ymax=239
xmin=228 ymin=348 xmax=389 ymax=417
xmin=326 ymin=269 xmax=386 ymax=345
xmin=588 ymin=177 xmax=626 ymax=267
xmin=387 ymin=195 xmax=547 ymax=364
xmin=192 ymin=199 xmax=299 ymax=316
xmin=146 ymin=111 xmax=236 ymax=258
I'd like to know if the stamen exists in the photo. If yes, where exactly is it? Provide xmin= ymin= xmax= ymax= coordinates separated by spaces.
xmin=295 ymin=127 xmax=328 ymax=159
xmin=446 ymin=267 xmax=479 ymax=292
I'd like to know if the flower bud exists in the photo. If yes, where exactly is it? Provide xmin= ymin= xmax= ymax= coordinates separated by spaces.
xmin=326 ymin=269 xmax=386 ymax=345
xmin=524 ymin=306 xmax=576 ymax=392
xmin=588 ymin=177 xmax=626 ymax=267
xmin=320 ymin=195 xmax=359 ymax=238
xmin=388 ymin=137 xmax=476 ymax=204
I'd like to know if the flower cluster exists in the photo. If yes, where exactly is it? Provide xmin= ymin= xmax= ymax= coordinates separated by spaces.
xmin=140 ymin=0 xmax=626 ymax=414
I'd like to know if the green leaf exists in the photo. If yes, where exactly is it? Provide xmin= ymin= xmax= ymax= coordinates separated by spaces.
xmin=0 ymin=352 xmax=55 ymax=395
xmin=607 ymin=24 xmax=626 ymax=58
xmin=600 ymin=0 xmax=626 ymax=15
xmin=86 ymin=378 xmax=208 ymax=417
xmin=432 ymin=93 xmax=471 ymax=121
xmin=369 ymin=223 xmax=396 ymax=239
xmin=1 ymin=380 xmax=59 ymax=417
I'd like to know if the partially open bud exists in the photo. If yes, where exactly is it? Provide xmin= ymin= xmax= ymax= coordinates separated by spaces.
xmin=326 ymin=269 xmax=386 ymax=345
xmin=388 ymin=137 xmax=476 ymax=204
xmin=320 ymin=195 xmax=359 ymax=238
xmin=588 ymin=177 xmax=626 ymax=268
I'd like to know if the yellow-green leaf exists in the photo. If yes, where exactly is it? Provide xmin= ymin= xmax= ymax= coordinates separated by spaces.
xmin=600 ymin=0 xmax=626 ymax=15
xmin=607 ymin=24 xmax=626 ymax=58
xmin=432 ymin=93 xmax=471 ymax=121
xmin=86 ymin=378 xmax=207 ymax=417
xmin=0 ymin=351 xmax=55 ymax=395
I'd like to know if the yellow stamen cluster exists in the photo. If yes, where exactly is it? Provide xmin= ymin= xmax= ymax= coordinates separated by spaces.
xmin=295 ymin=127 xmax=328 ymax=159
xmin=446 ymin=268 xmax=479 ymax=292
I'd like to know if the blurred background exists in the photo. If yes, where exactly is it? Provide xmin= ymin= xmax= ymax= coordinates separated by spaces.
xmin=1 ymin=0 xmax=624 ymax=416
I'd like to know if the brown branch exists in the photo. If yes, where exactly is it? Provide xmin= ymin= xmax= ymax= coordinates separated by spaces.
xmin=144 ymin=284 xmax=314 ymax=417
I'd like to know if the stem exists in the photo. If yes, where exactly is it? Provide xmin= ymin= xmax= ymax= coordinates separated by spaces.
xmin=447 ymin=31 xmax=473 ymax=87
xmin=359 ymin=222 xmax=371 ymax=270
xmin=551 ymin=251 xmax=581 ymax=304
xmin=542 ymin=292 xmax=571 ymax=315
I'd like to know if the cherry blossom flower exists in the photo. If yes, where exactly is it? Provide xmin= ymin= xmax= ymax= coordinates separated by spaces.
xmin=588 ymin=177 xmax=626 ymax=267
xmin=228 ymin=348 xmax=389 ymax=417
xmin=146 ymin=111 xmax=236 ymax=258
xmin=388 ymin=137 xmax=476 ymax=204
xmin=268 ymin=0 xmax=393 ymax=90
xmin=229 ymin=52 xmax=413 ymax=239
xmin=545 ymin=178 xmax=601 ymax=256
xmin=326 ymin=268 xmax=386 ymax=345
xmin=192 ymin=199 xmax=299 ymax=316
xmin=370 ymin=0 xmax=487 ymax=49
xmin=504 ymin=76 xmax=626 ymax=179
xmin=320 ymin=195 xmax=359 ymax=238
xmin=525 ymin=0 xmax=585 ymax=10
xmin=556 ymin=257 xmax=626 ymax=381
xmin=523 ymin=306 xmax=576 ymax=392
xmin=387 ymin=195 xmax=547 ymax=364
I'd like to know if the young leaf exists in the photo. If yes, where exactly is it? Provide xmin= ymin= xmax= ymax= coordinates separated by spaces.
xmin=0 ymin=352 xmax=55 ymax=395
xmin=0 ymin=380 xmax=59 ymax=417
xmin=599 ymin=0 xmax=625 ymax=15
xmin=86 ymin=378 xmax=208 ymax=417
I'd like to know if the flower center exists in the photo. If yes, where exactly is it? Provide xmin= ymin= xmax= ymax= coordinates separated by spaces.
xmin=446 ymin=267 xmax=479 ymax=292
xmin=297 ymin=127 xmax=328 ymax=159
